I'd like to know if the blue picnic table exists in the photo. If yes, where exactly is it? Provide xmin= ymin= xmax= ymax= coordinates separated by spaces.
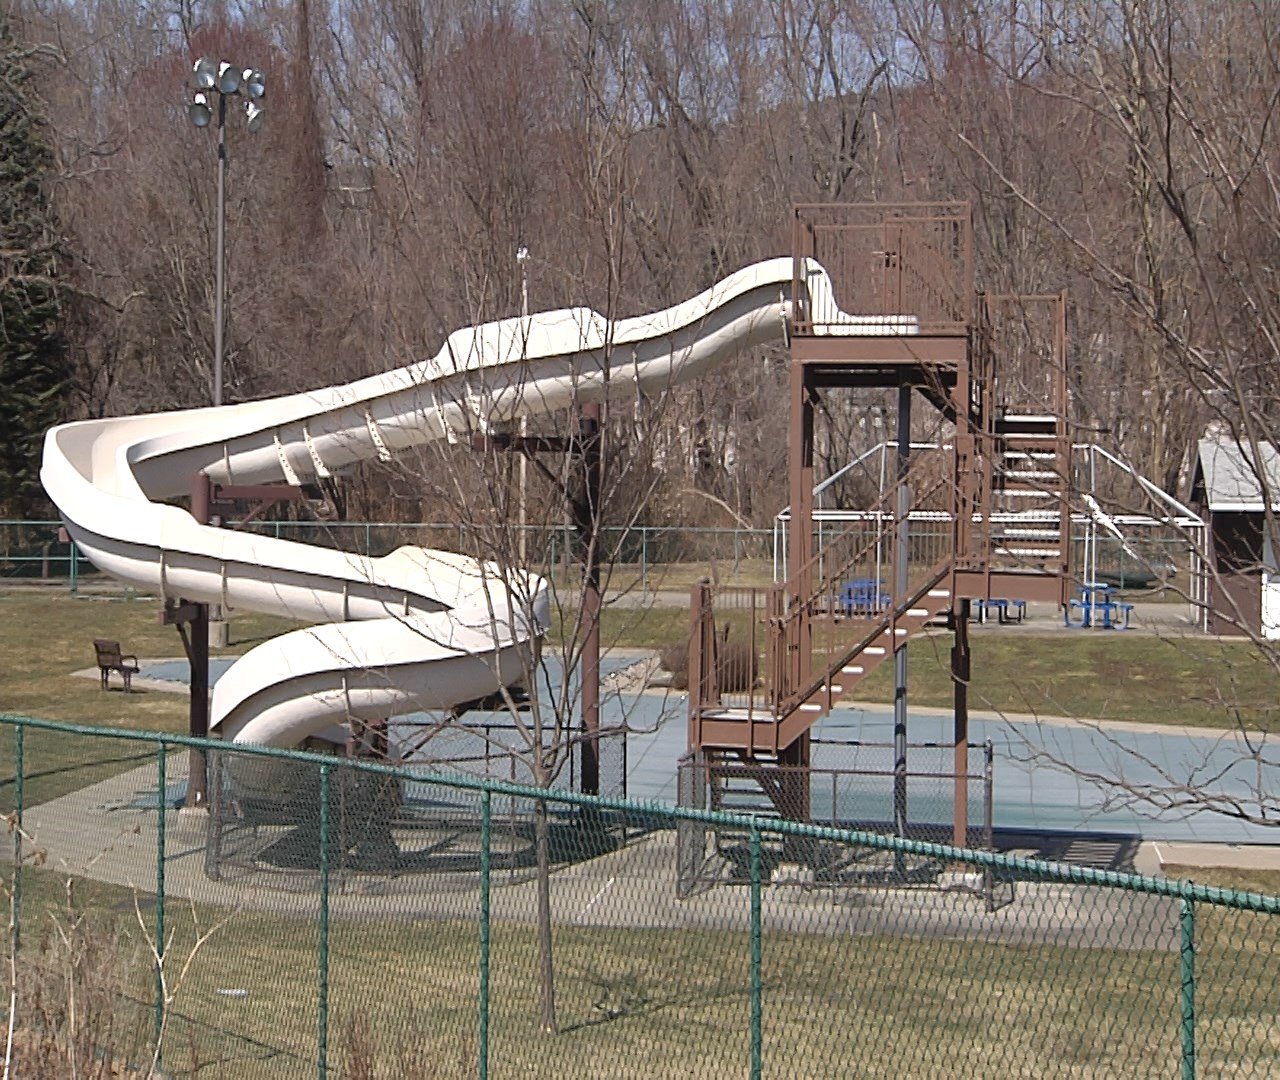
xmin=1065 ymin=583 xmax=1134 ymax=629
xmin=840 ymin=578 xmax=890 ymax=616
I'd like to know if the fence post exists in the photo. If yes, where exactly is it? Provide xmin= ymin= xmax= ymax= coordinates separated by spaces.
xmin=479 ymin=790 xmax=491 ymax=1080
xmin=318 ymin=764 xmax=331 ymax=1080
xmin=154 ymin=743 xmax=167 ymax=1053
xmin=1180 ymin=896 xmax=1196 ymax=1080
xmin=641 ymin=528 xmax=648 ymax=598
xmin=749 ymin=824 xmax=763 ymax=1080
xmin=13 ymin=724 xmax=23 ymax=952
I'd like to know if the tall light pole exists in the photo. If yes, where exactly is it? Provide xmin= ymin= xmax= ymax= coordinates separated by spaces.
xmin=178 ymin=58 xmax=265 ymax=808
xmin=189 ymin=57 xmax=266 ymax=407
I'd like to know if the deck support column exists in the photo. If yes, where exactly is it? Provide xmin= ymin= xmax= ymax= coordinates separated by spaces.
xmin=952 ymin=599 xmax=971 ymax=846
xmin=893 ymin=381 xmax=911 ymax=845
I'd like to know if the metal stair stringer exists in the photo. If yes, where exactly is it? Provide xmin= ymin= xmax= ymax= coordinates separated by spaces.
xmin=773 ymin=559 xmax=954 ymax=752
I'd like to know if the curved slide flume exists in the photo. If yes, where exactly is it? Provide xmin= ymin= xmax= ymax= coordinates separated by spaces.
xmin=41 ymin=258 xmax=879 ymax=750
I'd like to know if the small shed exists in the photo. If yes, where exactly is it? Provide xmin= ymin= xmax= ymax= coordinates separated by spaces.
xmin=1191 ymin=434 xmax=1280 ymax=638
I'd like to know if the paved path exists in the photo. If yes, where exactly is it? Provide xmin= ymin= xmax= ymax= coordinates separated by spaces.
xmin=12 ymin=755 xmax=1187 ymax=950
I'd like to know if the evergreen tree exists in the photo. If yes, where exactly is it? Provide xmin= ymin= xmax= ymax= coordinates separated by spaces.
xmin=0 ymin=11 xmax=65 ymax=518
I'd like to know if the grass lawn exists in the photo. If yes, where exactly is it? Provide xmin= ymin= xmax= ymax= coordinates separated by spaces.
xmin=0 ymin=589 xmax=301 ymax=809
xmin=3 ymin=588 xmax=1278 ymax=1076
xmin=10 ymin=863 xmax=1277 ymax=1079
xmin=857 ymin=630 xmax=1280 ymax=730
xmin=3 ymin=587 xmax=1278 ymax=814
xmin=595 ymin=602 xmax=1280 ymax=730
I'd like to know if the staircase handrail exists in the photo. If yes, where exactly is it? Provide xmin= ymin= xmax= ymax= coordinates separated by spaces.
xmin=784 ymin=465 xmax=952 ymax=615
xmin=776 ymin=557 xmax=953 ymax=715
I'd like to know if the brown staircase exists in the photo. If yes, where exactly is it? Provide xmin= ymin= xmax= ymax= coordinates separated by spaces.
xmin=989 ymin=413 xmax=1069 ymax=575
xmin=691 ymin=563 xmax=952 ymax=757
xmin=684 ymin=204 xmax=1072 ymax=829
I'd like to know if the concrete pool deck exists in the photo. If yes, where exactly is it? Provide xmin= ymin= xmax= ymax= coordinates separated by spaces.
xmin=12 ymin=751 xmax=1192 ymax=948
xmin=69 ymin=644 xmax=1280 ymax=874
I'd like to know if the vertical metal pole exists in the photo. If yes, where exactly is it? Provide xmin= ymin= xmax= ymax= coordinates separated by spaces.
xmin=1180 ymin=897 xmax=1196 ymax=1080
xmin=788 ymin=362 xmax=815 ymax=689
xmin=952 ymin=600 xmax=971 ymax=847
xmin=154 ymin=744 xmax=167 ymax=1052
xmin=578 ymin=402 xmax=602 ymax=796
xmin=213 ymin=94 xmax=227 ymax=408
xmin=13 ymin=725 xmax=23 ymax=953
xmin=186 ymin=474 xmax=212 ymax=808
xmin=518 ymin=250 xmax=529 ymax=568
xmin=983 ymin=740 xmax=995 ymax=912
xmin=185 ymin=605 xmax=210 ymax=808
xmin=479 ymin=791 xmax=491 ymax=1080
xmin=318 ymin=765 xmax=331 ymax=1080
xmin=69 ymin=540 xmax=78 ymax=596
xmin=894 ymin=382 xmax=912 ymax=846
xmin=749 ymin=825 xmax=763 ymax=1080
xmin=641 ymin=528 xmax=648 ymax=599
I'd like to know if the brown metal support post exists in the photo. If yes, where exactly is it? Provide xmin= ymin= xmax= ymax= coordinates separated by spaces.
xmin=777 ymin=735 xmax=811 ymax=820
xmin=577 ymin=402 xmax=602 ymax=797
xmin=185 ymin=473 xmax=211 ymax=809
xmin=1055 ymin=290 xmax=1071 ymax=604
xmin=787 ymin=361 xmax=815 ymax=692
xmin=952 ymin=599 xmax=971 ymax=847
xmin=893 ymin=382 xmax=911 ymax=846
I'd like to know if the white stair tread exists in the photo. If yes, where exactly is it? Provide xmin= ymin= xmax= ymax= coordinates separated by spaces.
xmin=996 ymin=546 xmax=1061 ymax=556
xmin=702 ymin=708 xmax=776 ymax=722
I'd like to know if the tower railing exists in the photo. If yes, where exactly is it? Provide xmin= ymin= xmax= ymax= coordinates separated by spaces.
xmin=792 ymin=202 xmax=973 ymax=335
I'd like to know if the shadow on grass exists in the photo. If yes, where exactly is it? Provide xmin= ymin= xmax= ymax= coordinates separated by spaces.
xmin=0 ymin=749 xmax=156 ymax=789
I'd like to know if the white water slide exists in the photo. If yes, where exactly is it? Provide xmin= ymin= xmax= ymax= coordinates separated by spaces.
xmin=42 ymin=259 xmax=902 ymax=749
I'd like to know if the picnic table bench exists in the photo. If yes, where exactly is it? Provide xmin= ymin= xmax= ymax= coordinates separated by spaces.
xmin=974 ymin=598 xmax=1027 ymax=624
xmin=93 ymin=639 xmax=140 ymax=692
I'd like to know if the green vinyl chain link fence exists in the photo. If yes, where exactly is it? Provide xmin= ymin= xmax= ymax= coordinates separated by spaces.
xmin=2 ymin=713 xmax=1278 ymax=1078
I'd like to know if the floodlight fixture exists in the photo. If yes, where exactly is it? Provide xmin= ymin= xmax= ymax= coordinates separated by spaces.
xmin=217 ymin=61 xmax=242 ymax=95
xmin=516 ymin=245 xmax=529 ymax=262
xmin=193 ymin=56 xmax=217 ymax=90
xmin=188 ymin=93 xmax=213 ymax=128
xmin=244 ymin=100 xmax=265 ymax=133
xmin=242 ymin=69 xmax=266 ymax=99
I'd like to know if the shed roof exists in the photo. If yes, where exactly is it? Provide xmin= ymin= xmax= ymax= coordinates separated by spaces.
xmin=1195 ymin=434 xmax=1280 ymax=511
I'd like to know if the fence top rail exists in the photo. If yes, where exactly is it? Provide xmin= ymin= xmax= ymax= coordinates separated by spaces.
xmin=3 ymin=711 xmax=1278 ymax=915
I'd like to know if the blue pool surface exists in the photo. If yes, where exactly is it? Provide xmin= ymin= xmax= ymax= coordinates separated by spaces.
xmin=142 ymin=657 xmax=1280 ymax=845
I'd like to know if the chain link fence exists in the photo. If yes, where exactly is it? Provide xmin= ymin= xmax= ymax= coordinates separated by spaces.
xmin=3 ymin=713 xmax=1279 ymax=1077
xmin=0 ymin=520 xmax=780 ymax=597
xmin=675 ymin=743 xmax=1004 ymax=907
